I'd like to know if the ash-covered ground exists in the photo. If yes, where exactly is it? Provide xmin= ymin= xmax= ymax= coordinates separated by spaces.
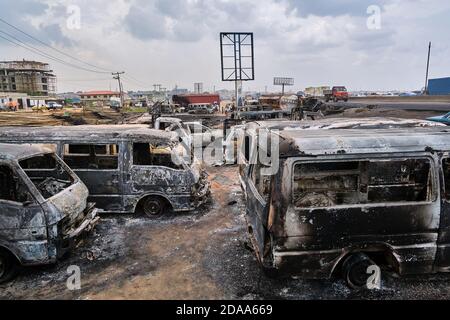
xmin=2 ymin=166 xmax=450 ymax=300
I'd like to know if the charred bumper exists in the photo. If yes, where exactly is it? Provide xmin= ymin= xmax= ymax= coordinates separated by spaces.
xmin=191 ymin=173 xmax=211 ymax=208
xmin=57 ymin=203 xmax=99 ymax=258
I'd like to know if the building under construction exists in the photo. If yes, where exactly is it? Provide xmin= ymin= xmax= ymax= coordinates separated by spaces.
xmin=0 ymin=60 xmax=57 ymax=96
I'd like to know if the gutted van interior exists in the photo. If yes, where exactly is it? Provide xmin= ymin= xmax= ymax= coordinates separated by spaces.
xmin=244 ymin=127 xmax=450 ymax=288
xmin=293 ymin=158 xmax=433 ymax=208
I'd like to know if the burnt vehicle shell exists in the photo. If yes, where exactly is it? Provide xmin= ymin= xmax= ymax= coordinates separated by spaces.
xmin=0 ymin=144 xmax=98 ymax=282
xmin=242 ymin=125 xmax=450 ymax=283
xmin=236 ymin=117 xmax=446 ymax=193
xmin=0 ymin=125 xmax=210 ymax=215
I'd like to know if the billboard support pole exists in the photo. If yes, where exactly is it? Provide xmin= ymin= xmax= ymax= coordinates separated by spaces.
xmin=424 ymin=41 xmax=432 ymax=95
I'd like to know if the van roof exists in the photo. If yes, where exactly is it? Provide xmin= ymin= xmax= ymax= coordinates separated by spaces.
xmin=275 ymin=127 xmax=450 ymax=156
xmin=0 ymin=125 xmax=176 ymax=143
xmin=0 ymin=143 xmax=51 ymax=161
xmin=250 ymin=117 xmax=445 ymax=131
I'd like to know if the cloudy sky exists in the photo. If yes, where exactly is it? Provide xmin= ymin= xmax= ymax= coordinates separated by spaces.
xmin=1 ymin=0 xmax=450 ymax=93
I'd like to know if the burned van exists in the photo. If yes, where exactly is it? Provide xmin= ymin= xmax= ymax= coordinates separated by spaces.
xmin=236 ymin=118 xmax=445 ymax=194
xmin=0 ymin=125 xmax=210 ymax=217
xmin=243 ymin=126 xmax=450 ymax=288
xmin=0 ymin=144 xmax=98 ymax=283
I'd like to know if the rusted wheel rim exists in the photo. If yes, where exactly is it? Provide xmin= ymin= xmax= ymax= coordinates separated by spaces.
xmin=144 ymin=199 xmax=163 ymax=216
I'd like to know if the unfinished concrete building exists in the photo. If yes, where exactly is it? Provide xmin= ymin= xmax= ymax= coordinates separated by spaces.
xmin=0 ymin=60 xmax=57 ymax=96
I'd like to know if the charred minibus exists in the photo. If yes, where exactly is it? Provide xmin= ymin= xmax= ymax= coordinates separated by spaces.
xmin=242 ymin=125 xmax=450 ymax=288
xmin=0 ymin=144 xmax=98 ymax=283
xmin=0 ymin=125 xmax=210 ymax=217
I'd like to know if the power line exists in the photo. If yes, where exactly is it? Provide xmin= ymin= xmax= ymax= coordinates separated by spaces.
xmin=0 ymin=18 xmax=156 ymax=90
xmin=58 ymin=78 xmax=112 ymax=82
xmin=0 ymin=17 xmax=112 ymax=74
xmin=122 ymin=74 xmax=154 ymax=89
xmin=0 ymin=30 xmax=113 ymax=74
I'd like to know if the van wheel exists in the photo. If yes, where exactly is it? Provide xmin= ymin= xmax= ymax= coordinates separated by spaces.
xmin=342 ymin=253 xmax=374 ymax=290
xmin=0 ymin=249 xmax=18 ymax=284
xmin=141 ymin=196 xmax=166 ymax=218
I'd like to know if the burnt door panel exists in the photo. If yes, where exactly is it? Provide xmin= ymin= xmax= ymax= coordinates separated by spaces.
xmin=284 ymin=158 xmax=439 ymax=274
xmin=73 ymin=170 xmax=122 ymax=211
xmin=436 ymin=157 xmax=450 ymax=271
xmin=0 ymin=163 xmax=48 ymax=263
xmin=245 ymin=164 xmax=271 ymax=260
xmin=127 ymin=142 xmax=193 ymax=211
xmin=62 ymin=144 xmax=122 ymax=212
xmin=0 ymin=200 xmax=49 ymax=263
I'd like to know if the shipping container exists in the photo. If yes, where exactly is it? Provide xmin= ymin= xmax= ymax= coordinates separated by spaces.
xmin=428 ymin=77 xmax=450 ymax=95
xmin=172 ymin=94 xmax=220 ymax=108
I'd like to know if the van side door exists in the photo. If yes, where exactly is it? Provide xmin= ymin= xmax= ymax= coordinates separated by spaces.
xmin=436 ymin=155 xmax=450 ymax=271
xmin=246 ymin=161 xmax=272 ymax=260
xmin=127 ymin=142 xmax=192 ymax=212
xmin=62 ymin=143 xmax=122 ymax=212
xmin=0 ymin=163 xmax=48 ymax=263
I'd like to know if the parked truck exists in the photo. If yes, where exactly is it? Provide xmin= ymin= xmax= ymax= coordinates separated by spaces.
xmin=324 ymin=86 xmax=349 ymax=102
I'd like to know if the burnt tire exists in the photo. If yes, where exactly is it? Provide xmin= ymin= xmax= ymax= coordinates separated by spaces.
xmin=342 ymin=253 xmax=374 ymax=290
xmin=141 ymin=196 xmax=166 ymax=218
xmin=0 ymin=249 xmax=18 ymax=284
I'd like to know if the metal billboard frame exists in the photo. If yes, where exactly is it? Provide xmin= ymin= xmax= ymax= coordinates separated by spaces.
xmin=274 ymin=77 xmax=294 ymax=86
xmin=220 ymin=32 xmax=254 ymax=82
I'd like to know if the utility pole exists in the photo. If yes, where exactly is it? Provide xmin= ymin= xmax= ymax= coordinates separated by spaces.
xmin=112 ymin=71 xmax=125 ymax=107
xmin=424 ymin=42 xmax=432 ymax=95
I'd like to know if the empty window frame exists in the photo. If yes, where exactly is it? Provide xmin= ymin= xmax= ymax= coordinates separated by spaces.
xmin=0 ymin=165 xmax=34 ymax=203
xmin=19 ymin=154 xmax=74 ymax=199
xmin=443 ymin=158 xmax=450 ymax=200
xmin=293 ymin=158 xmax=433 ymax=208
xmin=63 ymin=144 xmax=119 ymax=169
xmin=132 ymin=143 xmax=182 ymax=169
xmin=251 ymin=162 xmax=271 ymax=202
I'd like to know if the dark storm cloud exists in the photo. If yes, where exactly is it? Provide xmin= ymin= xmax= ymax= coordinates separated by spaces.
xmin=125 ymin=0 xmax=209 ymax=42
xmin=125 ymin=1 xmax=167 ymax=40
xmin=0 ymin=0 xmax=73 ymax=47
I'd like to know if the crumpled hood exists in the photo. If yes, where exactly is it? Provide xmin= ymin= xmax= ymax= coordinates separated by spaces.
xmin=46 ymin=181 xmax=89 ymax=226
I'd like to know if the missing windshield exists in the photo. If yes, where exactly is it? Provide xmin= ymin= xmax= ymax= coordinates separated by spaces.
xmin=19 ymin=154 xmax=75 ymax=199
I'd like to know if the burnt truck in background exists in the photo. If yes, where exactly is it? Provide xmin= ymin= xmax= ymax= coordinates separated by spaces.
xmin=0 ymin=144 xmax=98 ymax=283
xmin=0 ymin=125 xmax=210 ymax=217
xmin=240 ymin=120 xmax=450 ymax=288
xmin=324 ymin=86 xmax=349 ymax=102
